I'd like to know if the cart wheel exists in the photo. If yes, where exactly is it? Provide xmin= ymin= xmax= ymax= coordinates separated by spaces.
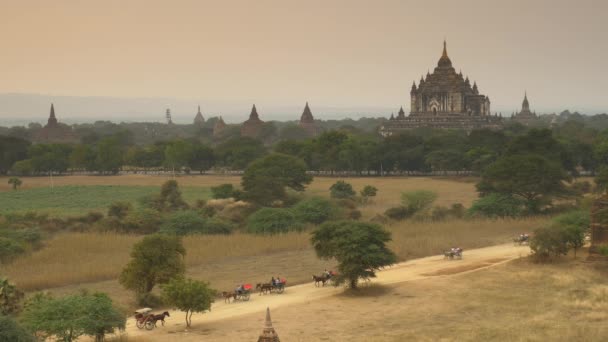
xmin=145 ymin=320 xmax=155 ymax=330
xmin=277 ymin=286 xmax=284 ymax=294
xmin=243 ymin=292 xmax=251 ymax=301
xmin=136 ymin=320 xmax=145 ymax=329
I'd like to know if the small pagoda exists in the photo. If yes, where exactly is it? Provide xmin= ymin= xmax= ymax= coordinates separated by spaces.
xmin=241 ymin=104 xmax=264 ymax=138
xmin=193 ymin=105 xmax=205 ymax=126
xmin=257 ymin=307 xmax=280 ymax=342
xmin=299 ymin=102 xmax=319 ymax=136
xmin=213 ymin=116 xmax=227 ymax=137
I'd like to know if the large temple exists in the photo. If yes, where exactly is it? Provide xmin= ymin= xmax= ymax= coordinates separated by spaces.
xmin=380 ymin=41 xmax=503 ymax=135
xmin=33 ymin=104 xmax=78 ymax=143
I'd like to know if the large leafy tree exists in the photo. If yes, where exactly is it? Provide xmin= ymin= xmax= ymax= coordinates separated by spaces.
xmin=161 ymin=278 xmax=216 ymax=327
xmin=477 ymin=154 xmax=570 ymax=213
xmin=242 ymin=153 xmax=312 ymax=205
xmin=96 ymin=137 xmax=123 ymax=174
xmin=119 ymin=235 xmax=186 ymax=301
xmin=311 ymin=221 xmax=397 ymax=289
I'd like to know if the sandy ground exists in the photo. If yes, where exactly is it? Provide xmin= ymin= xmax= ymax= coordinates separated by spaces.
xmin=116 ymin=243 xmax=530 ymax=342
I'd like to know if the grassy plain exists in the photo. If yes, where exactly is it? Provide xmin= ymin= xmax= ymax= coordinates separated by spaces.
xmin=0 ymin=174 xmax=477 ymax=217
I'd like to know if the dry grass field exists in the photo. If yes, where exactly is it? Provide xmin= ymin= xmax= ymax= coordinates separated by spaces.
xmin=3 ymin=218 xmax=546 ymax=307
xmin=168 ymin=257 xmax=608 ymax=342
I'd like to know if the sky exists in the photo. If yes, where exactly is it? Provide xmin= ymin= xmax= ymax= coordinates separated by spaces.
xmin=1 ymin=0 xmax=607 ymax=123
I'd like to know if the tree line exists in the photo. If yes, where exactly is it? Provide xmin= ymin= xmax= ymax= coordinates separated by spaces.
xmin=1 ymin=119 xmax=607 ymax=176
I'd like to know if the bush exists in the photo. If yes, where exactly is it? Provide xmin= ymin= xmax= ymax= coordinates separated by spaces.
xmin=0 ymin=316 xmax=34 ymax=342
xmin=360 ymin=185 xmax=378 ymax=203
xmin=450 ymin=203 xmax=465 ymax=218
xmin=202 ymin=218 xmax=234 ymax=235
xmin=530 ymin=226 xmax=569 ymax=261
xmin=0 ymin=228 xmax=42 ymax=250
xmin=211 ymin=184 xmax=236 ymax=199
xmin=121 ymin=208 xmax=163 ymax=234
xmin=292 ymin=197 xmax=334 ymax=225
xmin=107 ymin=201 xmax=132 ymax=219
xmin=330 ymin=181 xmax=356 ymax=199
xmin=384 ymin=206 xmax=411 ymax=221
xmin=431 ymin=206 xmax=451 ymax=221
xmin=0 ymin=237 xmax=25 ymax=263
xmin=467 ymin=193 xmax=525 ymax=218
xmin=160 ymin=211 xmax=206 ymax=235
xmin=247 ymin=208 xmax=302 ymax=235
xmin=215 ymin=201 xmax=256 ymax=224
xmin=348 ymin=209 xmax=362 ymax=220
xmin=552 ymin=210 xmax=590 ymax=231
xmin=401 ymin=190 xmax=438 ymax=215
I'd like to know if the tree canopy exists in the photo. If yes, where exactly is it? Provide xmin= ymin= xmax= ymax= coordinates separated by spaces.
xmin=241 ymin=153 xmax=312 ymax=205
xmin=311 ymin=221 xmax=397 ymax=289
xmin=161 ymin=278 xmax=216 ymax=327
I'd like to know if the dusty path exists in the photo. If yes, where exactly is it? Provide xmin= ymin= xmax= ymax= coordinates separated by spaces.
xmin=122 ymin=243 xmax=529 ymax=340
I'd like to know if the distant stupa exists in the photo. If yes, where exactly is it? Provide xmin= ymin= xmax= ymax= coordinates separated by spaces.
xmin=241 ymin=104 xmax=264 ymax=138
xmin=257 ymin=307 xmax=280 ymax=342
xmin=213 ymin=116 xmax=227 ymax=137
xmin=194 ymin=105 xmax=205 ymax=125
xmin=299 ymin=102 xmax=319 ymax=136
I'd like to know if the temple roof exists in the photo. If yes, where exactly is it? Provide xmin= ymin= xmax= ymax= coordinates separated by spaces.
xmin=47 ymin=103 xmax=58 ymax=127
xmin=522 ymin=92 xmax=530 ymax=111
xmin=437 ymin=40 xmax=452 ymax=68
xmin=257 ymin=307 xmax=280 ymax=342
xmin=248 ymin=104 xmax=261 ymax=122
xmin=300 ymin=102 xmax=314 ymax=123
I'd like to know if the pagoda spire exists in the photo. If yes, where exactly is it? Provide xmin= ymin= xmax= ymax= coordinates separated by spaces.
xmin=250 ymin=104 xmax=260 ymax=120
xmin=47 ymin=103 xmax=58 ymax=126
xmin=257 ymin=307 xmax=280 ymax=342
xmin=442 ymin=39 xmax=448 ymax=58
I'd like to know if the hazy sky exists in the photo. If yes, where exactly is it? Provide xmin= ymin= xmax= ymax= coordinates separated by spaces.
xmin=1 ymin=0 xmax=607 ymax=120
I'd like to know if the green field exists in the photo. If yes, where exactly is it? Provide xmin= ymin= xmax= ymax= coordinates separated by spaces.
xmin=0 ymin=185 xmax=211 ymax=216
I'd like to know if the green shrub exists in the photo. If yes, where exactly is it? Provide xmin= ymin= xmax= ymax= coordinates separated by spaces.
xmin=202 ymin=218 xmax=234 ymax=235
xmin=121 ymin=208 xmax=163 ymax=234
xmin=449 ymin=203 xmax=466 ymax=218
xmin=160 ymin=211 xmax=206 ymax=235
xmin=467 ymin=193 xmax=525 ymax=218
xmin=360 ymin=185 xmax=378 ymax=203
xmin=211 ymin=184 xmax=236 ymax=199
xmin=0 ymin=237 xmax=25 ymax=263
xmin=599 ymin=245 xmax=608 ymax=256
xmin=0 ymin=316 xmax=34 ymax=342
xmin=330 ymin=181 xmax=356 ymax=199
xmin=384 ymin=206 xmax=411 ymax=221
xmin=401 ymin=190 xmax=437 ymax=215
xmin=247 ymin=208 xmax=302 ymax=235
xmin=431 ymin=206 xmax=450 ymax=221
xmin=292 ymin=197 xmax=334 ymax=225
xmin=530 ymin=226 xmax=569 ymax=261
xmin=348 ymin=209 xmax=362 ymax=220
xmin=0 ymin=228 xmax=42 ymax=250
xmin=552 ymin=210 xmax=590 ymax=231
xmin=107 ymin=201 xmax=132 ymax=219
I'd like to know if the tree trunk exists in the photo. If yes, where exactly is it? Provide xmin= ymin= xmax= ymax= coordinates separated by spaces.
xmin=350 ymin=278 xmax=358 ymax=289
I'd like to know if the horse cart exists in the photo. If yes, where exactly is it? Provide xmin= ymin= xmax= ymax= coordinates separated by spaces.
xmin=273 ymin=279 xmax=286 ymax=294
xmin=134 ymin=308 xmax=155 ymax=330
xmin=444 ymin=248 xmax=463 ymax=260
xmin=256 ymin=279 xmax=287 ymax=294
xmin=234 ymin=283 xmax=253 ymax=301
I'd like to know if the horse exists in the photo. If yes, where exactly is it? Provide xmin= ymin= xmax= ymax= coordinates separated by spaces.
xmin=312 ymin=274 xmax=329 ymax=287
xmin=256 ymin=283 xmax=273 ymax=295
xmin=221 ymin=291 xmax=235 ymax=303
xmin=150 ymin=311 xmax=170 ymax=327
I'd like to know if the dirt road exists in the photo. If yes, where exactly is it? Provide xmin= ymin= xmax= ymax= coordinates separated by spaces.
xmin=122 ymin=243 xmax=529 ymax=340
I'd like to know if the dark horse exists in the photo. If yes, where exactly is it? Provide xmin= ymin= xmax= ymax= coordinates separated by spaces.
xmin=256 ymin=283 xmax=273 ymax=295
xmin=150 ymin=311 xmax=170 ymax=327
xmin=221 ymin=291 xmax=235 ymax=303
xmin=312 ymin=274 xmax=330 ymax=287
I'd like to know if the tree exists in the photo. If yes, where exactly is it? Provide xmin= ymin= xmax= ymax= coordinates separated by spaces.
xmin=292 ymin=197 xmax=334 ymax=225
xmin=360 ymin=185 xmax=378 ymax=204
xmin=164 ymin=140 xmax=194 ymax=172
xmin=161 ymin=278 xmax=216 ymax=328
xmin=242 ymin=153 xmax=312 ymax=206
xmin=160 ymin=210 xmax=232 ymax=235
xmin=311 ymin=221 xmax=397 ymax=289
xmin=552 ymin=210 xmax=589 ymax=258
xmin=215 ymin=137 xmax=267 ymax=169
xmin=119 ymin=235 xmax=186 ymax=302
xmin=96 ymin=137 xmax=123 ymax=174
xmin=0 ymin=316 xmax=34 ymax=342
xmin=8 ymin=177 xmax=22 ymax=190
xmin=107 ymin=201 xmax=132 ymax=219
xmin=477 ymin=154 xmax=570 ymax=213
xmin=467 ymin=193 xmax=525 ymax=218
xmin=142 ymin=180 xmax=189 ymax=212
xmin=0 ymin=136 xmax=30 ymax=175
xmin=0 ymin=277 xmax=24 ymax=315
xmin=329 ymin=180 xmax=356 ymax=199
xmin=20 ymin=292 xmax=125 ymax=342
xmin=211 ymin=184 xmax=236 ymax=199
xmin=595 ymin=165 xmax=608 ymax=193
xmin=529 ymin=226 xmax=569 ymax=261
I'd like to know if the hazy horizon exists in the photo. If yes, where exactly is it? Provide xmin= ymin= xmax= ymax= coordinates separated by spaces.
xmin=1 ymin=0 xmax=607 ymax=123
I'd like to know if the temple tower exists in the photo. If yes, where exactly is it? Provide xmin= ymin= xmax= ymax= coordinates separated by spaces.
xmin=241 ymin=104 xmax=264 ymax=138
xmin=299 ymin=102 xmax=319 ymax=136
xmin=194 ymin=105 xmax=205 ymax=126
xmin=213 ymin=116 xmax=226 ymax=137
xmin=257 ymin=307 xmax=280 ymax=342
xmin=47 ymin=103 xmax=58 ymax=127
